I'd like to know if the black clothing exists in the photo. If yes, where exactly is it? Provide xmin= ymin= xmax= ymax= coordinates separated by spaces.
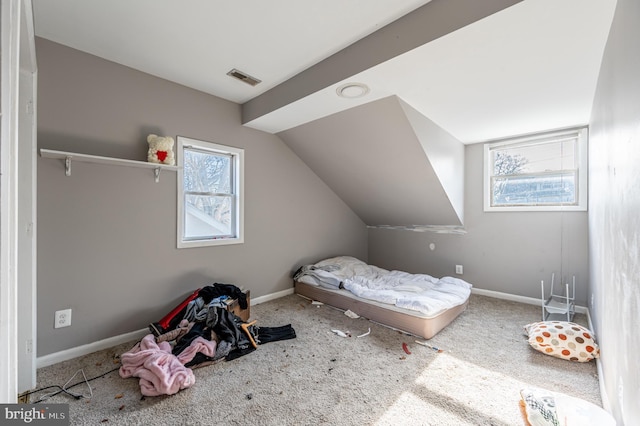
xmin=198 ymin=284 xmax=247 ymax=309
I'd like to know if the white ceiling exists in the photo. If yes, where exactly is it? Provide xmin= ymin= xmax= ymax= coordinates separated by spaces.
xmin=32 ymin=0 xmax=431 ymax=103
xmin=32 ymin=0 xmax=617 ymax=144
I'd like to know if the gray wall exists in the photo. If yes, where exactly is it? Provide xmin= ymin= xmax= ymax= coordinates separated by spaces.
xmin=588 ymin=0 xmax=640 ymax=423
xmin=278 ymin=96 xmax=464 ymax=227
xmin=369 ymin=142 xmax=589 ymax=305
xmin=36 ymin=38 xmax=367 ymax=356
xmin=399 ymin=99 xmax=465 ymax=224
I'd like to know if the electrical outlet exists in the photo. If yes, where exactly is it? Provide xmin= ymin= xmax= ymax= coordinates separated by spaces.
xmin=455 ymin=265 xmax=463 ymax=275
xmin=55 ymin=309 xmax=72 ymax=328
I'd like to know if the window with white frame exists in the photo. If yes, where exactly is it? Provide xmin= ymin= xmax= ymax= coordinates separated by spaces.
xmin=484 ymin=127 xmax=588 ymax=211
xmin=177 ymin=136 xmax=244 ymax=248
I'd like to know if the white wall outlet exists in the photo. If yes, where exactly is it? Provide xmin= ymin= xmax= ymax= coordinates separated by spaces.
xmin=54 ymin=309 xmax=72 ymax=328
xmin=455 ymin=265 xmax=463 ymax=275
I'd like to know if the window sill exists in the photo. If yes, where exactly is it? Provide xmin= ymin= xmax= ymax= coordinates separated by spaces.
xmin=484 ymin=204 xmax=587 ymax=212
xmin=178 ymin=236 xmax=244 ymax=249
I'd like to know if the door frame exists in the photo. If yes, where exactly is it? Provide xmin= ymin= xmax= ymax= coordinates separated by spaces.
xmin=1 ymin=0 xmax=37 ymax=401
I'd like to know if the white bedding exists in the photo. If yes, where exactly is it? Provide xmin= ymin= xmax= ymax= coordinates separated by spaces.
xmin=294 ymin=256 xmax=472 ymax=316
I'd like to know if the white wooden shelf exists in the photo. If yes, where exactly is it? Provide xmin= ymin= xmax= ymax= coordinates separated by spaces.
xmin=40 ymin=149 xmax=179 ymax=183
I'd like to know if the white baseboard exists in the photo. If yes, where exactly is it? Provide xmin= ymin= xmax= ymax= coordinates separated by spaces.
xmin=36 ymin=287 xmax=296 ymax=369
xmin=251 ymin=288 xmax=294 ymax=305
xmin=36 ymin=328 xmax=148 ymax=369
xmin=471 ymin=287 xmax=587 ymax=314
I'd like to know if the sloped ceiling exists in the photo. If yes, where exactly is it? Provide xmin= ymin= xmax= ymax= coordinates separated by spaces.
xmin=246 ymin=0 xmax=616 ymax=228
xmin=279 ymin=96 xmax=464 ymax=227
xmin=241 ymin=0 xmax=616 ymax=142
xmin=32 ymin=0 xmax=617 ymax=228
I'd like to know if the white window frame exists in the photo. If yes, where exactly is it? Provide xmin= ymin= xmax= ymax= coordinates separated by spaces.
xmin=483 ymin=127 xmax=588 ymax=212
xmin=177 ymin=136 xmax=244 ymax=248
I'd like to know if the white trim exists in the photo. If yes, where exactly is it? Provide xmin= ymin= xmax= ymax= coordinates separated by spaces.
xmin=1 ymin=0 xmax=22 ymax=403
xmin=36 ymin=287 xmax=295 ymax=368
xmin=36 ymin=328 xmax=149 ymax=369
xmin=176 ymin=136 xmax=245 ymax=248
xmin=251 ymin=288 xmax=294 ymax=305
xmin=17 ymin=0 xmax=38 ymax=394
xmin=483 ymin=127 xmax=588 ymax=212
xmin=471 ymin=287 xmax=587 ymax=314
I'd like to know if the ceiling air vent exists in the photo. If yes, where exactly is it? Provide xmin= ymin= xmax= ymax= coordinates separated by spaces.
xmin=226 ymin=68 xmax=261 ymax=86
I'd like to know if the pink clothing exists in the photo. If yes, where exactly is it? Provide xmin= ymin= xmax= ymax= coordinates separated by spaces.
xmin=176 ymin=337 xmax=217 ymax=365
xmin=119 ymin=334 xmax=195 ymax=396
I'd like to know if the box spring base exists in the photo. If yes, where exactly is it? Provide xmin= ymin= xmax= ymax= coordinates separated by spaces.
xmin=294 ymin=281 xmax=468 ymax=340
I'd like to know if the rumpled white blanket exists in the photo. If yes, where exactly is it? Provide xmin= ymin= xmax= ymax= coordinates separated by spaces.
xmin=301 ymin=256 xmax=472 ymax=317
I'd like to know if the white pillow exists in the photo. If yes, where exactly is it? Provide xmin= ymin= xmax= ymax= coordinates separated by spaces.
xmin=520 ymin=387 xmax=615 ymax=426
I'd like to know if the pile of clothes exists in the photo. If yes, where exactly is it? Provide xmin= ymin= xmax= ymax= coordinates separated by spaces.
xmin=119 ymin=283 xmax=296 ymax=396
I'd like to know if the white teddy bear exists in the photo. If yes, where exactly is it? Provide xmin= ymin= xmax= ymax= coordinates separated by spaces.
xmin=147 ymin=134 xmax=175 ymax=166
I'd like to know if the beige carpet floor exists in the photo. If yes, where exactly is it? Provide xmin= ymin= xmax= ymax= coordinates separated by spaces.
xmin=33 ymin=293 xmax=601 ymax=425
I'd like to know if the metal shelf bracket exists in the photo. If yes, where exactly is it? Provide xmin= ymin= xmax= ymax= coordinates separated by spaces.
xmin=65 ymin=156 xmax=72 ymax=177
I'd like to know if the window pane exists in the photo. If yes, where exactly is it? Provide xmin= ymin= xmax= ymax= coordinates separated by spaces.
xmin=484 ymin=127 xmax=587 ymax=212
xmin=184 ymin=194 xmax=233 ymax=239
xmin=492 ymin=173 xmax=576 ymax=206
xmin=183 ymin=149 xmax=231 ymax=194
xmin=493 ymin=138 xmax=576 ymax=176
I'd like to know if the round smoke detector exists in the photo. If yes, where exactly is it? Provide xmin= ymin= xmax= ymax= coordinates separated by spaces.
xmin=336 ymin=82 xmax=370 ymax=98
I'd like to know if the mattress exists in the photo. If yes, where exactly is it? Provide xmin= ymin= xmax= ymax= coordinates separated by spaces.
xmin=293 ymin=256 xmax=471 ymax=339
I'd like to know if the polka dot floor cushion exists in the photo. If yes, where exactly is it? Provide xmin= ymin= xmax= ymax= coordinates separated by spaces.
xmin=524 ymin=321 xmax=599 ymax=362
